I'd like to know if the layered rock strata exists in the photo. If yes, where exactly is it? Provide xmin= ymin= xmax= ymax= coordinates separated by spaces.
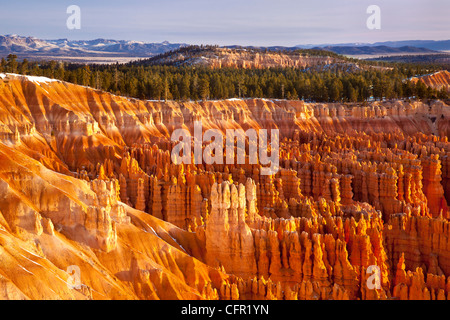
xmin=1 ymin=73 xmax=450 ymax=299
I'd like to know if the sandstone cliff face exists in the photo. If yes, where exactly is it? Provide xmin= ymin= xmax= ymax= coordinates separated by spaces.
xmin=410 ymin=70 xmax=450 ymax=93
xmin=148 ymin=48 xmax=341 ymax=70
xmin=205 ymin=180 xmax=257 ymax=278
xmin=1 ymin=73 xmax=450 ymax=299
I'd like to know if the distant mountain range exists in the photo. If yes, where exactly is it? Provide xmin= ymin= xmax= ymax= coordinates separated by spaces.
xmin=296 ymin=40 xmax=450 ymax=51
xmin=1 ymin=35 xmax=449 ymax=64
xmin=226 ymin=44 xmax=438 ymax=56
xmin=0 ymin=34 xmax=188 ymax=59
xmin=314 ymin=45 xmax=437 ymax=56
xmin=229 ymin=40 xmax=450 ymax=56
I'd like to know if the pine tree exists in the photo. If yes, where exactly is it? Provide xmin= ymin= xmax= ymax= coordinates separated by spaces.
xmin=0 ymin=58 xmax=6 ymax=72
xmin=6 ymin=54 xmax=18 ymax=73
xmin=415 ymin=80 xmax=427 ymax=100
xmin=19 ymin=59 xmax=29 ymax=75
xmin=190 ymin=74 xmax=199 ymax=101
xmin=328 ymin=79 xmax=343 ymax=102
xmin=49 ymin=60 xmax=57 ymax=78
xmin=438 ymin=87 xmax=448 ymax=99
xmin=164 ymin=76 xmax=170 ymax=101
xmin=180 ymin=74 xmax=190 ymax=101
xmin=348 ymin=84 xmax=358 ymax=102
xmin=81 ymin=65 xmax=91 ymax=87
xmin=199 ymin=76 xmax=210 ymax=101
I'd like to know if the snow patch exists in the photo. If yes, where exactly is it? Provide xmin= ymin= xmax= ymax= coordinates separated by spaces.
xmin=19 ymin=265 xmax=34 ymax=275
xmin=167 ymin=233 xmax=187 ymax=253
xmin=3 ymin=73 xmax=59 ymax=84
xmin=149 ymin=226 xmax=162 ymax=240
xmin=23 ymin=75 xmax=59 ymax=84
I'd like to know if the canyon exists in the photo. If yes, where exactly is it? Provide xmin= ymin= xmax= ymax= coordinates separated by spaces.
xmin=1 ymin=72 xmax=450 ymax=300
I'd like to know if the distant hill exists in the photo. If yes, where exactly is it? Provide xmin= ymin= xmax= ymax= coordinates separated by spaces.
xmin=371 ymin=40 xmax=450 ymax=51
xmin=315 ymin=45 xmax=436 ymax=56
xmin=367 ymin=53 xmax=450 ymax=67
xmin=141 ymin=45 xmax=372 ymax=71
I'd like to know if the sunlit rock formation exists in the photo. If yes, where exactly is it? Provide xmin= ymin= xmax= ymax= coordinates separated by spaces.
xmin=410 ymin=70 xmax=450 ymax=93
xmin=1 ymin=73 xmax=450 ymax=300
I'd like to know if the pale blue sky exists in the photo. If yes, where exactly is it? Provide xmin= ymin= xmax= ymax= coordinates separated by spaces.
xmin=1 ymin=0 xmax=449 ymax=46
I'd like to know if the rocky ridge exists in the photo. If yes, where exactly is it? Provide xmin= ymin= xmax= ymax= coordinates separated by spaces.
xmin=410 ymin=70 xmax=450 ymax=93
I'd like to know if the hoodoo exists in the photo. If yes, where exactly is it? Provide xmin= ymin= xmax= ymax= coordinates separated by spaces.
xmin=1 ymin=73 xmax=450 ymax=300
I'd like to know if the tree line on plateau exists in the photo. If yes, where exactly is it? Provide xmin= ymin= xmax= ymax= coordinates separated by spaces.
xmin=1 ymin=53 xmax=448 ymax=102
